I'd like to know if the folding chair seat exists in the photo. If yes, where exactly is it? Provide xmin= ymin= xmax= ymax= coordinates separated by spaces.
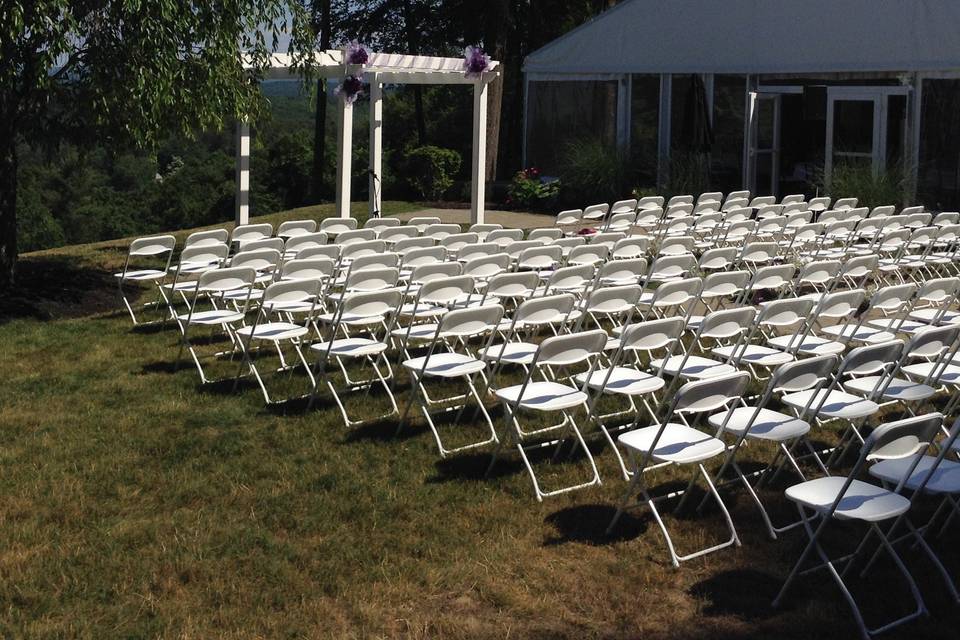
xmin=283 ymin=232 xmax=328 ymax=260
xmin=488 ymin=330 xmax=608 ymax=500
xmin=309 ymin=289 xmax=403 ymax=427
xmin=578 ymin=317 xmax=686 ymax=478
xmin=644 ymin=254 xmax=697 ymax=284
xmin=658 ymin=236 xmax=695 ymax=256
xmin=611 ymin=236 xmax=649 ymax=260
xmin=750 ymin=195 xmax=776 ymax=207
xmin=393 ymin=236 xmax=436 ymax=257
xmin=487 ymin=228 xmax=525 ymax=248
xmin=277 ymin=219 xmax=318 ymax=239
xmin=697 ymin=247 xmax=737 ymax=273
xmin=233 ymin=236 xmax=284 ymax=256
xmin=406 ymin=216 xmax=441 ymax=232
xmin=808 ymin=196 xmax=831 ymax=213
xmin=582 ymin=203 xmax=609 ymax=221
xmin=516 ymin=245 xmax=562 ymax=272
xmin=440 ymin=232 xmax=480 ymax=257
xmin=782 ymin=340 xmax=904 ymax=462
xmin=379 ymin=226 xmax=420 ymax=247
xmin=769 ymin=289 xmax=866 ymax=356
xmin=772 ymin=414 xmax=943 ymax=638
xmin=607 ymin=372 xmax=750 ymax=566
xmin=567 ymin=243 xmax=609 ymax=267
xmin=363 ymin=216 xmax=401 ymax=234
xmin=319 ymin=217 xmax=358 ymax=237
xmin=638 ymin=195 xmax=665 ymax=210
xmin=820 ymin=283 xmax=914 ymax=344
xmin=468 ymin=223 xmax=502 ymax=240
xmin=554 ymin=209 xmax=583 ymax=227
xmin=398 ymin=304 xmax=505 ymax=456
xmin=651 ymin=307 xmax=755 ymax=381
xmin=335 ymin=229 xmax=377 ymax=247
xmin=598 ymin=258 xmax=647 ymax=287
xmin=481 ymin=294 xmax=578 ymax=370
xmin=715 ymin=298 xmax=813 ymax=376
xmin=234 ymin=279 xmax=323 ymax=404
xmin=184 ymin=229 xmax=229 ymax=248
xmin=115 ymin=235 xmax=176 ymax=324
xmin=175 ymin=267 xmax=257 ymax=384
xmin=230 ymin=223 xmax=272 ymax=251
xmin=527 ymin=227 xmax=562 ymax=244
xmin=709 ymin=355 xmax=839 ymax=538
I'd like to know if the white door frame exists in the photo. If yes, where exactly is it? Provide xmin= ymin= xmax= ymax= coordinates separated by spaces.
xmin=746 ymin=91 xmax=782 ymax=197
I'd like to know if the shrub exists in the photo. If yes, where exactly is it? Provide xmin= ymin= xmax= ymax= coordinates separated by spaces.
xmin=404 ymin=145 xmax=462 ymax=201
xmin=818 ymin=162 xmax=914 ymax=209
xmin=557 ymin=138 xmax=630 ymax=205
xmin=506 ymin=167 xmax=559 ymax=210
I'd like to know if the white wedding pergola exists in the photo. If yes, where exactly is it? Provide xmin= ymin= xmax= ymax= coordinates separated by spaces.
xmin=236 ymin=50 xmax=500 ymax=226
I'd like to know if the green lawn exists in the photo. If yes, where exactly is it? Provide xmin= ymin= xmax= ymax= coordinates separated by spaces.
xmin=0 ymin=202 xmax=956 ymax=638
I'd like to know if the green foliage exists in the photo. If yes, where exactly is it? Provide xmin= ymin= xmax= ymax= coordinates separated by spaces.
xmin=557 ymin=138 xmax=630 ymax=205
xmin=819 ymin=162 xmax=914 ymax=209
xmin=403 ymin=145 xmax=462 ymax=201
xmin=665 ymin=151 xmax=712 ymax=199
xmin=506 ymin=167 xmax=559 ymax=210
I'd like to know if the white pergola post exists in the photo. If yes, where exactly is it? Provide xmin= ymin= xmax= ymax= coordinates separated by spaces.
xmin=334 ymin=92 xmax=354 ymax=219
xmin=369 ymin=74 xmax=383 ymax=217
xmin=470 ymin=78 xmax=489 ymax=225
xmin=235 ymin=121 xmax=251 ymax=225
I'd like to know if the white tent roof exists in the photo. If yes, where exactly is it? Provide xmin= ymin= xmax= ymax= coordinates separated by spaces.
xmin=524 ymin=0 xmax=960 ymax=75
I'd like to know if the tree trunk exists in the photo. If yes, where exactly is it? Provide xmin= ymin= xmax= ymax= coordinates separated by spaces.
xmin=0 ymin=131 xmax=17 ymax=289
xmin=484 ymin=0 xmax=509 ymax=180
xmin=311 ymin=0 xmax=332 ymax=203
xmin=414 ymin=86 xmax=427 ymax=145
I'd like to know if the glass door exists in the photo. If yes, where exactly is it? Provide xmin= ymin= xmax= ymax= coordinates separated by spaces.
xmin=746 ymin=92 xmax=781 ymax=197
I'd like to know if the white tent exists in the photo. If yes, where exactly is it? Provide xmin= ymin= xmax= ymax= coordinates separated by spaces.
xmin=236 ymin=50 xmax=500 ymax=225
xmin=524 ymin=0 xmax=960 ymax=75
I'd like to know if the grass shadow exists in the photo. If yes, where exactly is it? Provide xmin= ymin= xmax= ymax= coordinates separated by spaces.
xmin=544 ymin=503 xmax=649 ymax=546
xmin=428 ymin=451 xmax=523 ymax=483
xmin=0 ymin=255 xmax=120 ymax=323
xmin=688 ymin=569 xmax=785 ymax=619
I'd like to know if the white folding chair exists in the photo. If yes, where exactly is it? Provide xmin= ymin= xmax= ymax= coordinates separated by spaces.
xmin=607 ymin=372 xmax=750 ymax=567
xmin=487 ymin=228 xmax=525 ymax=249
xmin=716 ymin=298 xmax=811 ymax=379
xmin=652 ymin=307 xmax=755 ymax=382
xmin=115 ymin=235 xmax=176 ymax=325
xmin=283 ymin=232 xmax=328 ymax=260
xmin=398 ymin=305 xmax=504 ymax=456
xmin=554 ymin=209 xmax=583 ymax=227
xmin=319 ymin=217 xmax=359 ymax=237
xmin=277 ymin=219 xmax=318 ymax=238
xmin=488 ymin=330 xmax=608 ymax=501
xmin=772 ymin=414 xmax=942 ymax=638
xmin=363 ymin=216 xmax=401 ymax=234
xmin=768 ymin=289 xmax=867 ymax=357
xmin=230 ymin=223 xmax=272 ymax=251
xmin=516 ymin=245 xmax=562 ymax=272
xmin=528 ymin=227 xmax=563 ymax=244
xmin=582 ymin=203 xmax=609 ymax=221
xmin=611 ymin=236 xmax=650 ymax=260
xmin=598 ymin=258 xmax=647 ymax=287
xmin=184 ymin=228 xmax=228 ymax=248
xmin=468 ymin=223 xmax=502 ymax=240
xmin=380 ymin=226 xmax=420 ymax=247
xmin=406 ymin=216 xmax=441 ymax=232
xmin=160 ymin=243 xmax=230 ymax=313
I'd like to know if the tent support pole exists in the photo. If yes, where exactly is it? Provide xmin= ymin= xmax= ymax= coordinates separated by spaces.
xmin=235 ymin=120 xmax=251 ymax=226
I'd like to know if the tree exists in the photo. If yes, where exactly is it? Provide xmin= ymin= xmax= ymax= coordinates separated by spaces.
xmin=310 ymin=0 xmax=333 ymax=202
xmin=0 ymin=1 xmax=311 ymax=288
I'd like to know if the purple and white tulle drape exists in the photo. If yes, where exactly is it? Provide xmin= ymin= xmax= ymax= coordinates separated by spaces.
xmin=463 ymin=45 xmax=492 ymax=77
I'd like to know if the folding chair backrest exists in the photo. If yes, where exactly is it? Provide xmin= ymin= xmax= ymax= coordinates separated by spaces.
xmin=840 ymin=255 xmax=878 ymax=279
xmin=343 ymin=267 xmax=399 ymax=292
xmin=817 ymin=289 xmax=866 ymax=320
xmin=340 ymin=288 xmax=403 ymax=318
xmin=782 ymin=202 xmax=808 ymax=214
xmin=231 ymin=248 xmax=282 ymax=272
xmin=197 ymin=266 xmax=256 ymax=293
xmin=870 ymin=205 xmax=896 ymax=218
xmin=545 ymin=264 xmax=595 ymax=291
xmin=863 ymin=413 xmax=942 ymax=464
xmin=916 ymin=277 xmax=960 ymax=306
xmin=833 ymin=197 xmax=858 ymax=210
xmin=722 ymin=197 xmax=749 ymax=212
xmin=785 ymin=211 xmax=813 ymax=228
xmin=703 ymin=270 xmax=750 ymax=295
xmin=650 ymin=277 xmax=702 ymax=307
xmin=935 ymin=223 xmax=960 ymax=244
xmin=261 ymin=278 xmax=322 ymax=307
xmin=590 ymin=232 xmax=626 ymax=247
xmin=933 ymin=212 xmax=960 ymax=226
xmin=129 ymin=234 xmax=176 ymax=256
xmin=553 ymin=237 xmax=586 ymax=251
xmin=280 ymin=258 xmax=335 ymax=281
xmin=518 ymin=245 xmax=562 ymax=268
xmin=635 ymin=207 xmax=664 ymax=224
xmin=674 ymin=371 xmax=751 ymax=414
xmin=699 ymin=307 xmax=756 ymax=340
xmin=380 ymin=227 xmax=419 ymax=244
xmin=231 ymin=223 xmax=272 ymax=244
xmin=797 ymin=259 xmax=840 ymax=286
xmin=440 ymin=232 xmax=479 ymax=252
xmin=750 ymin=264 xmax=795 ymax=290
xmin=297 ymin=244 xmax=341 ymax=261
xmin=319 ymin=217 xmax=358 ymax=235
xmin=437 ymin=304 xmax=504 ymax=338
xmin=750 ymin=196 xmax=776 ymax=207
xmin=907 ymin=324 xmax=960 ymax=360
xmin=906 ymin=212 xmax=932 ymax=227
xmin=841 ymin=340 xmax=904 ymax=377
xmin=759 ymin=298 xmax=816 ymax=328
xmin=336 ymin=229 xmax=377 ymax=246
xmin=771 ymin=355 xmax=839 ymax=394
xmin=619 ymin=317 xmax=686 ymax=351
xmin=583 ymin=203 xmax=609 ymax=219
xmin=611 ymin=199 xmax=638 ymax=214
xmin=408 ymin=261 xmax=462 ymax=284
xmin=349 ymin=252 xmax=399 ymax=272
xmin=694 ymin=211 xmax=723 ymax=229
xmin=534 ymin=329 xmax=608 ymax=367
xmin=668 ymin=195 xmax=693 ymax=207
xmin=606 ymin=211 xmax=637 ymax=228
xmin=638 ymin=196 xmax=664 ymax=209
xmin=505 ymin=240 xmax=541 ymax=260
xmin=528 ymin=228 xmax=563 ymax=243
xmin=488 ymin=228 xmax=525 ymax=247
xmin=583 ymin=284 xmax=642 ymax=314
xmin=698 ymin=191 xmax=723 ymax=205
xmin=868 ymin=283 xmax=916 ymax=314
xmin=407 ymin=216 xmax=441 ymax=231
xmin=666 ymin=203 xmax=694 ymax=217
xmin=756 ymin=204 xmax=784 ymax=218
xmin=511 ymin=293 xmax=577 ymax=329
xmin=277 ymin=219 xmax=318 ymax=237
xmin=555 ymin=209 xmax=583 ymax=226
xmin=694 ymin=201 xmax=720 ymax=214
xmin=184 ymin=229 xmax=228 ymax=248
xmin=285 ymin=232 xmax=329 ymax=256
xmin=757 ymin=216 xmax=786 ymax=234
xmin=659 ymin=236 xmax=695 ymax=255
xmin=664 ymin=216 xmax=694 ymax=234
xmin=649 ymin=254 xmax=697 ymax=279
xmin=725 ymin=190 xmax=750 ymax=203
xmin=463 ymin=253 xmax=511 ymax=280
xmin=394 ymin=237 xmax=436 ymax=255
xmin=417 ymin=275 xmax=475 ymax=305
xmin=699 ymin=247 xmax=737 ymax=270
xmin=725 ymin=219 xmax=756 ymax=239
xmin=781 ymin=194 xmax=805 ymax=205
xmin=568 ymin=244 xmax=609 ymax=265
xmin=612 ymin=237 xmax=650 ymax=259
xmin=363 ymin=216 xmax=400 ymax=232
xmin=808 ymin=196 xmax=831 ymax=211
xmin=791 ymin=222 xmax=823 ymax=243
xmin=899 ymin=206 xmax=924 ymax=216
xmin=486 ymin=271 xmax=539 ymax=298
xmin=341 ymin=240 xmax=387 ymax=261
xmin=237 ymin=237 xmax=284 ymax=254
xmin=469 ymin=223 xmax=502 ymax=239
xmin=741 ymin=242 xmax=779 ymax=262
xmin=600 ymin=258 xmax=647 ymax=283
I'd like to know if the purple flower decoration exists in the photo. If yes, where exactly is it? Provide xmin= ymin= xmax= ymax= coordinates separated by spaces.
xmin=345 ymin=40 xmax=369 ymax=66
xmin=463 ymin=45 xmax=492 ymax=78
xmin=336 ymin=75 xmax=364 ymax=104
